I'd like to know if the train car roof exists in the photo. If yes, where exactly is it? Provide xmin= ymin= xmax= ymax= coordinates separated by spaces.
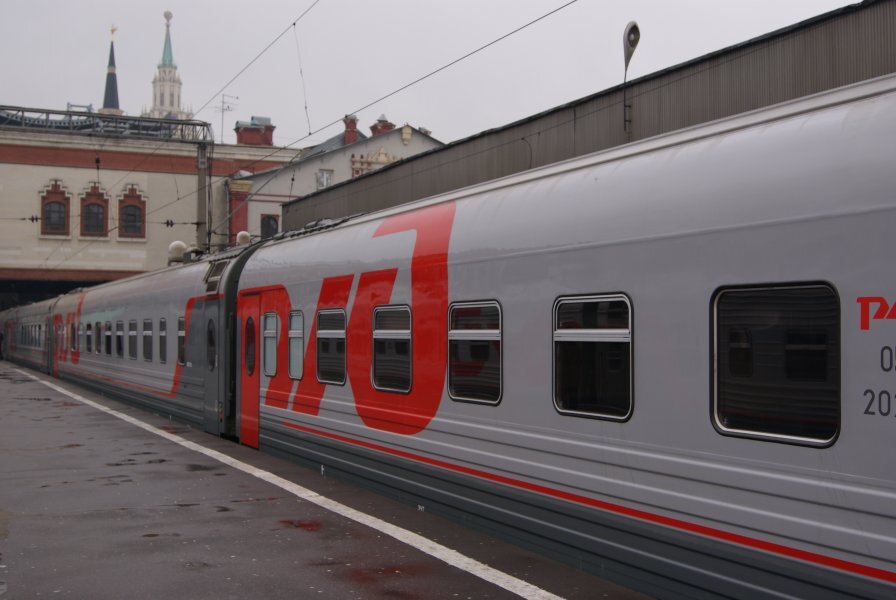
xmin=249 ymin=73 xmax=896 ymax=262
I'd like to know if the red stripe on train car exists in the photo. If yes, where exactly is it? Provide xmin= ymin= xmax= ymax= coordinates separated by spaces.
xmin=281 ymin=420 xmax=896 ymax=584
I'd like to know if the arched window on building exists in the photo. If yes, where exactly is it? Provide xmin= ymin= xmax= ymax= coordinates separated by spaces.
xmin=261 ymin=214 xmax=279 ymax=239
xmin=118 ymin=185 xmax=146 ymax=238
xmin=40 ymin=181 xmax=70 ymax=236
xmin=80 ymin=183 xmax=108 ymax=237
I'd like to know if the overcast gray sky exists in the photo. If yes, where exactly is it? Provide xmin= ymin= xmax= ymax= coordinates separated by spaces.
xmin=2 ymin=0 xmax=854 ymax=147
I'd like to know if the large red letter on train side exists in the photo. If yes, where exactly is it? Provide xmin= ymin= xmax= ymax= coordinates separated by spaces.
xmin=291 ymin=274 xmax=355 ymax=415
xmin=348 ymin=202 xmax=455 ymax=435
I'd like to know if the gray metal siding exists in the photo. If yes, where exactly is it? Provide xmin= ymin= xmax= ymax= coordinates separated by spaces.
xmin=284 ymin=0 xmax=896 ymax=230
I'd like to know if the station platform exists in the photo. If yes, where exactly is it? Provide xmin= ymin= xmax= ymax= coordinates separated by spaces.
xmin=0 ymin=363 xmax=649 ymax=600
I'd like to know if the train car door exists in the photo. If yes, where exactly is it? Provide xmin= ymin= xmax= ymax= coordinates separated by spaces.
xmin=202 ymin=299 xmax=222 ymax=435
xmin=45 ymin=316 xmax=53 ymax=374
xmin=238 ymin=293 xmax=260 ymax=448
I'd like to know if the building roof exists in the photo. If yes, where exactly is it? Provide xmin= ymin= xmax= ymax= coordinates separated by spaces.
xmin=301 ymin=128 xmax=369 ymax=160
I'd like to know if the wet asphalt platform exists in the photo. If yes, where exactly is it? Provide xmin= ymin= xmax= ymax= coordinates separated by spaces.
xmin=0 ymin=362 xmax=649 ymax=600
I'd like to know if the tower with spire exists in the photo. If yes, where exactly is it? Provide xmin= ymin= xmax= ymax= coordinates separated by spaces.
xmin=99 ymin=27 xmax=124 ymax=116
xmin=144 ymin=11 xmax=191 ymax=120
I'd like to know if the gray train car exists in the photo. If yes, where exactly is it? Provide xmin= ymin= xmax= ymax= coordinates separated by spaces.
xmin=2 ymin=297 xmax=58 ymax=373
xmin=10 ymin=244 xmax=259 ymax=437
xmin=235 ymin=74 xmax=896 ymax=598
xmin=3 ymin=74 xmax=895 ymax=598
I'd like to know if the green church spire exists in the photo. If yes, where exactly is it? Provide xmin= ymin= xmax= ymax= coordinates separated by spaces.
xmin=160 ymin=11 xmax=175 ymax=67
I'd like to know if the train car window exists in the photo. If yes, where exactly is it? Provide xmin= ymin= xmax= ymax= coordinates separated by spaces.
xmin=316 ymin=310 xmax=346 ymax=385
xmin=207 ymin=319 xmax=217 ymax=371
xmin=97 ymin=322 xmax=103 ymax=354
xmin=288 ymin=311 xmax=304 ymax=380
xmin=86 ymin=323 xmax=93 ymax=353
xmin=713 ymin=284 xmax=840 ymax=446
xmin=70 ymin=323 xmax=77 ymax=352
xmin=177 ymin=317 xmax=185 ymax=365
xmin=373 ymin=306 xmax=412 ymax=393
xmin=204 ymin=261 xmax=229 ymax=293
xmin=245 ymin=317 xmax=256 ymax=376
xmin=263 ymin=313 xmax=278 ymax=377
xmin=448 ymin=302 xmax=501 ymax=404
xmin=128 ymin=320 xmax=138 ymax=359
xmin=143 ymin=319 xmax=153 ymax=362
xmin=104 ymin=321 xmax=112 ymax=355
xmin=159 ymin=318 xmax=167 ymax=363
xmin=553 ymin=295 xmax=632 ymax=420
xmin=77 ymin=323 xmax=83 ymax=352
xmin=116 ymin=321 xmax=124 ymax=358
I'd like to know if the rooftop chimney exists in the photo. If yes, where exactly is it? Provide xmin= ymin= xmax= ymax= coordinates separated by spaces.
xmin=370 ymin=114 xmax=396 ymax=137
xmin=343 ymin=114 xmax=359 ymax=145
xmin=234 ymin=116 xmax=275 ymax=146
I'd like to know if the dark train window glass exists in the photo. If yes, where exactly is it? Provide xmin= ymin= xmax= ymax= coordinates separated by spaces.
xmin=448 ymin=302 xmax=501 ymax=403
xmin=159 ymin=318 xmax=167 ymax=363
xmin=260 ymin=215 xmax=279 ymax=239
xmin=714 ymin=284 xmax=840 ymax=445
xmin=177 ymin=317 xmax=185 ymax=365
xmin=373 ymin=306 xmax=411 ymax=393
xmin=115 ymin=321 xmax=124 ymax=357
xmin=86 ymin=323 xmax=93 ymax=353
xmin=785 ymin=331 xmax=828 ymax=382
xmin=316 ymin=310 xmax=346 ymax=385
xmin=204 ymin=261 xmax=229 ymax=293
xmin=77 ymin=323 xmax=83 ymax=352
xmin=245 ymin=317 xmax=256 ymax=376
xmin=554 ymin=296 xmax=632 ymax=420
xmin=288 ymin=311 xmax=304 ymax=380
xmin=263 ymin=313 xmax=277 ymax=377
xmin=207 ymin=319 xmax=217 ymax=372
xmin=128 ymin=320 xmax=138 ymax=359
xmin=104 ymin=321 xmax=112 ymax=355
xmin=143 ymin=319 xmax=153 ymax=362
xmin=727 ymin=328 xmax=753 ymax=377
xmin=69 ymin=324 xmax=76 ymax=351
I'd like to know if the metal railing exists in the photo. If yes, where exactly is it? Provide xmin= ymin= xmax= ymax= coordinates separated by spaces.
xmin=0 ymin=105 xmax=213 ymax=143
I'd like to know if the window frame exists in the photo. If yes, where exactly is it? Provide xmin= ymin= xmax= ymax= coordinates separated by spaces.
xmin=159 ymin=318 xmax=167 ymax=364
xmin=177 ymin=316 xmax=186 ymax=365
xmin=372 ymin=305 xmax=412 ymax=394
xmin=288 ymin=311 xmax=304 ymax=380
xmin=142 ymin=319 xmax=153 ymax=362
xmin=116 ymin=321 xmax=125 ymax=358
xmin=447 ymin=300 xmax=502 ymax=405
xmin=552 ymin=294 xmax=634 ymax=422
xmin=40 ymin=181 xmax=70 ymax=236
xmin=118 ymin=185 xmax=146 ymax=239
xmin=262 ymin=312 xmax=278 ymax=377
xmin=711 ymin=283 xmax=841 ymax=447
xmin=104 ymin=321 xmax=113 ymax=355
xmin=316 ymin=309 xmax=347 ymax=385
xmin=80 ymin=184 xmax=109 ymax=237
xmin=128 ymin=319 xmax=138 ymax=360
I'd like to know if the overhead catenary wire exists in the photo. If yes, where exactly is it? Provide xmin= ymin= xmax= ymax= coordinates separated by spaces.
xmin=207 ymin=0 xmax=582 ymax=238
xmin=42 ymin=0 xmax=806 ymax=272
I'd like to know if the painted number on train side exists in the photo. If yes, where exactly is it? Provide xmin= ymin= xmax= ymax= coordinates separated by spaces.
xmin=863 ymin=345 xmax=896 ymax=417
